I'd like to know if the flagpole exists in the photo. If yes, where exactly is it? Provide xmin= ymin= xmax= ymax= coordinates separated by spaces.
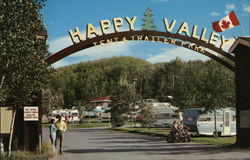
xmin=240 ymin=25 xmax=248 ymax=37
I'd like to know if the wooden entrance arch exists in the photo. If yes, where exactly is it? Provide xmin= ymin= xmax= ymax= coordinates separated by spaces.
xmin=45 ymin=30 xmax=235 ymax=72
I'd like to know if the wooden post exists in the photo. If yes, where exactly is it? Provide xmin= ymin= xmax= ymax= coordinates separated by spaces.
xmin=22 ymin=92 xmax=42 ymax=151
xmin=229 ymin=37 xmax=250 ymax=147
xmin=37 ymin=91 xmax=43 ymax=152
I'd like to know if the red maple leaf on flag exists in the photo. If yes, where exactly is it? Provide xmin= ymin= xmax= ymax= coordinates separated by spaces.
xmin=221 ymin=20 xmax=230 ymax=29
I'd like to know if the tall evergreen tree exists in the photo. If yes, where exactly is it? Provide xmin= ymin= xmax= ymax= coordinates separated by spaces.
xmin=142 ymin=8 xmax=157 ymax=30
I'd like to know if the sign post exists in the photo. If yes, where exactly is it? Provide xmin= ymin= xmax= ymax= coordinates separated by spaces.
xmin=23 ymin=106 xmax=39 ymax=151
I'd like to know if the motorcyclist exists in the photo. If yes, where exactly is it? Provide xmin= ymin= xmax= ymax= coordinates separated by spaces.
xmin=178 ymin=120 xmax=190 ymax=131
xmin=170 ymin=120 xmax=180 ymax=140
xmin=178 ymin=120 xmax=191 ymax=141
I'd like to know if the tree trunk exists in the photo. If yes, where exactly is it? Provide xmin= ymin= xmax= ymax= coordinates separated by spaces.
xmin=7 ymin=109 xmax=16 ymax=158
xmin=0 ymin=72 xmax=6 ymax=101
xmin=0 ymin=75 xmax=5 ymax=90
xmin=0 ymin=60 xmax=10 ymax=90
xmin=214 ymin=109 xmax=218 ymax=139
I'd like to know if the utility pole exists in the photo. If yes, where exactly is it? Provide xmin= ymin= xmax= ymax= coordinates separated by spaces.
xmin=172 ymin=75 xmax=175 ymax=99
xmin=131 ymin=79 xmax=137 ymax=128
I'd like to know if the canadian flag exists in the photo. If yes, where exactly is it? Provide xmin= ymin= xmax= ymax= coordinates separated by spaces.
xmin=212 ymin=11 xmax=240 ymax=32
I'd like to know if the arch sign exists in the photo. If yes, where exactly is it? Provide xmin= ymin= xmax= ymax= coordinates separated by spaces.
xmin=45 ymin=16 xmax=235 ymax=71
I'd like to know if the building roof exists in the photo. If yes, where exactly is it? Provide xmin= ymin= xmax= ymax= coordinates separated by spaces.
xmin=91 ymin=96 xmax=112 ymax=103
xmin=229 ymin=37 xmax=250 ymax=53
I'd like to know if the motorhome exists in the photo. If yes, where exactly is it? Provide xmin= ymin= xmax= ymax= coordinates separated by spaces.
xmin=145 ymin=99 xmax=182 ymax=128
xmin=47 ymin=110 xmax=60 ymax=122
xmin=183 ymin=108 xmax=236 ymax=136
xmin=67 ymin=109 xmax=80 ymax=123
xmin=47 ymin=109 xmax=80 ymax=123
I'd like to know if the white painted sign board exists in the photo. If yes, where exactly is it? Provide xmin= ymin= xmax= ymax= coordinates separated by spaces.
xmin=24 ymin=106 xmax=39 ymax=121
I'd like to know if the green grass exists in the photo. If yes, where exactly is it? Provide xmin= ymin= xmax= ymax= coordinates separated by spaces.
xmin=113 ymin=127 xmax=236 ymax=147
xmin=191 ymin=136 xmax=236 ymax=146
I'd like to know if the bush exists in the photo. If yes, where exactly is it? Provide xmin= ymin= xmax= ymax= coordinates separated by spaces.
xmin=41 ymin=141 xmax=55 ymax=158
xmin=0 ymin=141 xmax=55 ymax=160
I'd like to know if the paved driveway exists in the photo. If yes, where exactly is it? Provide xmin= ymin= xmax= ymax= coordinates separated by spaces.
xmin=43 ymin=127 xmax=250 ymax=160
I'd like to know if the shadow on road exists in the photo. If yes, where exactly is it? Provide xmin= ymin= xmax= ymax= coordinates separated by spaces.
xmin=64 ymin=128 xmax=247 ymax=156
xmin=64 ymin=143 xmax=241 ymax=156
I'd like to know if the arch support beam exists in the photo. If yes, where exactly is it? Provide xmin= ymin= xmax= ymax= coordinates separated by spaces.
xmin=230 ymin=37 xmax=250 ymax=147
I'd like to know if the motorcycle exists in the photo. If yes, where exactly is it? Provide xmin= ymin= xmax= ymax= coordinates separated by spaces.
xmin=166 ymin=129 xmax=191 ymax=143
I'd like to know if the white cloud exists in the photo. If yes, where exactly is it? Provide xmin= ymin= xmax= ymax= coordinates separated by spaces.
xmin=207 ymin=37 xmax=235 ymax=52
xmin=226 ymin=4 xmax=236 ymax=10
xmin=48 ymin=33 xmax=136 ymax=67
xmin=145 ymin=37 xmax=236 ymax=64
xmin=205 ymin=38 xmax=236 ymax=57
xmin=146 ymin=47 xmax=209 ymax=63
xmin=225 ymin=10 xmax=230 ymax=15
xmin=52 ymin=60 xmax=69 ymax=68
xmin=210 ymin=12 xmax=220 ymax=17
xmin=48 ymin=25 xmax=140 ymax=67
xmin=49 ymin=35 xmax=72 ymax=54
xmin=225 ymin=4 xmax=236 ymax=15
xmin=243 ymin=4 xmax=250 ymax=13
xmin=71 ymin=41 xmax=136 ymax=58
xmin=49 ymin=24 xmax=140 ymax=53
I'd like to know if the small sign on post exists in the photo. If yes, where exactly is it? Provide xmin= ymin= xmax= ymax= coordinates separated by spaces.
xmin=24 ymin=106 xmax=39 ymax=121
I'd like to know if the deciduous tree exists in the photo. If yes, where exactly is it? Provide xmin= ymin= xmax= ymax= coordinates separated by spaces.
xmin=194 ymin=61 xmax=235 ymax=138
xmin=0 ymin=0 xmax=51 ymax=155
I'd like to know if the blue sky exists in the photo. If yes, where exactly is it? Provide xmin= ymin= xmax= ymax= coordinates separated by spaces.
xmin=42 ymin=0 xmax=250 ymax=67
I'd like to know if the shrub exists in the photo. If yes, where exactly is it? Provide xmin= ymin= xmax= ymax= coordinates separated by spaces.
xmin=0 ymin=141 xmax=55 ymax=160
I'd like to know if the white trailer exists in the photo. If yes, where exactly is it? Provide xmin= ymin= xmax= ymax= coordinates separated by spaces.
xmin=183 ymin=108 xmax=236 ymax=136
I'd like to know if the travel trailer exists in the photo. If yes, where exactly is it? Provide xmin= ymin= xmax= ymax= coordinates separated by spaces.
xmin=183 ymin=108 xmax=236 ymax=136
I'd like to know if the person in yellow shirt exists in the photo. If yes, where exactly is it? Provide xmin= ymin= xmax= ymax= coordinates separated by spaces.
xmin=55 ymin=115 xmax=67 ymax=154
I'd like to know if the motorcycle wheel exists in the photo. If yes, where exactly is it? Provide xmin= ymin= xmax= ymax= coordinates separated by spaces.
xmin=166 ymin=135 xmax=171 ymax=143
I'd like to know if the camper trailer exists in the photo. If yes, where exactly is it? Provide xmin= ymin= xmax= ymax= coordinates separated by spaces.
xmin=183 ymin=108 xmax=236 ymax=136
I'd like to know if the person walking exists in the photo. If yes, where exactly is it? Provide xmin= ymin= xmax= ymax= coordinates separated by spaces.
xmin=55 ymin=115 xmax=67 ymax=154
xmin=49 ymin=119 xmax=57 ymax=152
